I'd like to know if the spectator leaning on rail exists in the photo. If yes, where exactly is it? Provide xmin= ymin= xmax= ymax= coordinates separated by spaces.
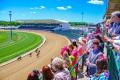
xmin=86 ymin=39 xmax=104 ymax=77
xmin=108 ymin=11 xmax=120 ymax=36
xmin=103 ymin=36 xmax=120 ymax=62
xmin=94 ymin=34 xmax=104 ymax=52
xmin=103 ymin=11 xmax=120 ymax=62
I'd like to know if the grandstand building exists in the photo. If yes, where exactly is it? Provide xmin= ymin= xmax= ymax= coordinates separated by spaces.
xmin=17 ymin=19 xmax=70 ymax=30
xmin=104 ymin=0 xmax=120 ymax=19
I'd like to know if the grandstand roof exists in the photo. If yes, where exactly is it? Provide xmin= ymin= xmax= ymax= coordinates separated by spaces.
xmin=104 ymin=0 xmax=120 ymax=19
xmin=16 ymin=19 xmax=67 ymax=24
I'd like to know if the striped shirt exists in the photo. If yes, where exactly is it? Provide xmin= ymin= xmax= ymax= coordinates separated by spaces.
xmin=108 ymin=22 xmax=120 ymax=36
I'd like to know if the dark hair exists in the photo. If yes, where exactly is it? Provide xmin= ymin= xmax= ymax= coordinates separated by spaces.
xmin=96 ymin=58 xmax=108 ymax=71
xmin=72 ymin=41 xmax=78 ymax=47
xmin=95 ymin=34 xmax=103 ymax=43
xmin=42 ymin=65 xmax=54 ymax=80
xmin=27 ymin=70 xmax=40 ymax=80
xmin=117 ymin=13 xmax=120 ymax=18
xmin=66 ymin=49 xmax=70 ymax=56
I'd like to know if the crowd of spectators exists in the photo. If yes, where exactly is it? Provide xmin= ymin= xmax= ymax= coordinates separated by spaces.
xmin=27 ymin=11 xmax=120 ymax=80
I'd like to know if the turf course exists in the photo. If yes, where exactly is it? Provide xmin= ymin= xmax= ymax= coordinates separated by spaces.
xmin=0 ymin=31 xmax=42 ymax=63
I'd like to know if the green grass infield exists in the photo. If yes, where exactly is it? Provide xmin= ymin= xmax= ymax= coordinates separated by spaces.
xmin=0 ymin=31 xmax=43 ymax=63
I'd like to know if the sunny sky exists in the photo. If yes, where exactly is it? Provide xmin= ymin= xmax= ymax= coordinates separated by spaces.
xmin=0 ymin=0 xmax=107 ymax=23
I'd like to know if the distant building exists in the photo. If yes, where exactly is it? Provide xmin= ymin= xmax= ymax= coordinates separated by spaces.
xmin=17 ymin=19 xmax=70 ymax=30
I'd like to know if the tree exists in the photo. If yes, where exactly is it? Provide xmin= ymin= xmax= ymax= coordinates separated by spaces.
xmin=0 ymin=21 xmax=21 ymax=26
xmin=69 ymin=22 xmax=88 ymax=26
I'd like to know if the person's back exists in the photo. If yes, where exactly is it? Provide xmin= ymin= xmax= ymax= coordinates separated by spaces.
xmin=54 ymin=69 xmax=71 ymax=80
xmin=89 ymin=58 xmax=109 ymax=80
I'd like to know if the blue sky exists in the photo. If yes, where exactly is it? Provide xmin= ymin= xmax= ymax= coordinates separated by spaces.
xmin=0 ymin=0 xmax=107 ymax=23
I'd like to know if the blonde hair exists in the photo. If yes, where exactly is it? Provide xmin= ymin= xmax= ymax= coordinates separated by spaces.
xmin=51 ymin=57 xmax=64 ymax=71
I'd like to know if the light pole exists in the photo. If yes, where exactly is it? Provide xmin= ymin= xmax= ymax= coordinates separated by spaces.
xmin=9 ymin=11 xmax=12 ymax=40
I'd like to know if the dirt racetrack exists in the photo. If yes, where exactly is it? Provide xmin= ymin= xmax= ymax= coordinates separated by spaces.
xmin=0 ymin=30 xmax=70 ymax=80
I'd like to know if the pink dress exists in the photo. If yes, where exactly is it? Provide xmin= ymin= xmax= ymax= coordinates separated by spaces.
xmin=71 ymin=49 xmax=78 ymax=65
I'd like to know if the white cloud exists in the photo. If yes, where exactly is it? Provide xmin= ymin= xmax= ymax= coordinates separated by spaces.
xmin=57 ymin=6 xmax=72 ymax=10
xmin=67 ymin=6 xmax=72 ymax=9
xmin=38 ymin=6 xmax=45 ymax=9
xmin=30 ymin=6 xmax=45 ymax=10
xmin=88 ymin=0 xmax=104 ymax=5
xmin=57 ymin=7 xmax=67 ymax=10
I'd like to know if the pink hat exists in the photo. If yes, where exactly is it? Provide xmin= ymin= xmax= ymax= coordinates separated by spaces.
xmin=60 ymin=45 xmax=68 ymax=56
